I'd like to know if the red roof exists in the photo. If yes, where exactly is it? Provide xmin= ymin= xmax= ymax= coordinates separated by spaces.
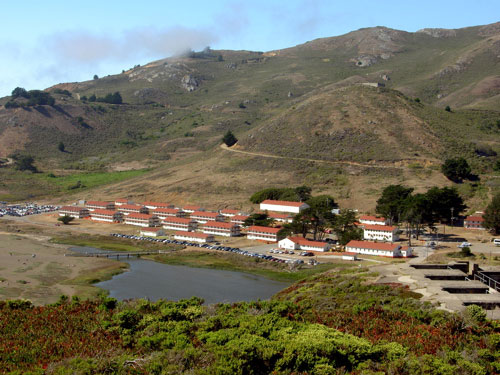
xmin=152 ymin=208 xmax=182 ymax=214
xmin=115 ymin=198 xmax=129 ymax=203
xmin=91 ymin=209 xmax=120 ymax=216
xmin=465 ymin=216 xmax=484 ymax=222
xmin=86 ymin=201 xmax=113 ymax=207
xmin=141 ymin=227 xmax=164 ymax=232
xmin=268 ymin=212 xmax=292 ymax=219
xmin=231 ymin=215 xmax=249 ymax=221
xmin=363 ymin=224 xmax=397 ymax=231
xmin=163 ymin=217 xmax=193 ymax=224
xmin=183 ymin=205 xmax=203 ymax=210
xmin=118 ymin=204 xmax=145 ymax=210
xmin=247 ymin=225 xmax=281 ymax=234
xmin=191 ymin=211 xmax=221 ymax=218
xmin=202 ymin=222 xmax=238 ymax=229
xmin=346 ymin=240 xmax=400 ymax=252
xmin=287 ymin=236 xmax=329 ymax=248
xmin=261 ymin=200 xmax=306 ymax=207
xmin=359 ymin=215 xmax=386 ymax=222
xmin=174 ymin=231 xmax=211 ymax=238
xmin=126 ymin=213 xmax=155 ymax=220
xmin=221 ymin=209 xmax=240 ymax=214
xmin=60 ymin=206 xmax=87 ymax=212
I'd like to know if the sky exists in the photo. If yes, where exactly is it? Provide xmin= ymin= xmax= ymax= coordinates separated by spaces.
xmin=0 ymin=0 xmax=499 ymax=97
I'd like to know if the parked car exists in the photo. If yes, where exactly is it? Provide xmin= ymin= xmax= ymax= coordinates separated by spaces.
xmin=458 ymin=242 xmax=472 ymax=248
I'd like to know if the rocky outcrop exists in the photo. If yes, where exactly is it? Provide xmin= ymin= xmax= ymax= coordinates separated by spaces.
xmin=181 ymin=75 xmax=199 ymax=92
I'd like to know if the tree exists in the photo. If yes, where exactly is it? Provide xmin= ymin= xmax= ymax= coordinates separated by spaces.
xmin=295 ymin=186 xmax=312 ymax=202
xmin=88 ymin=94 xmax=96 ymax=102
xmin=57 ymin=215 xmax=74 ymax=225
xmin=58 ymin=142 xmax=65 ymax=152
xmin=301 ymin=195 xmax=337 ymax=240
xmin=376 ymin=185 xmax=414 ymax=224
xmin=445 ymin=105 xmax=451 ymax=112
xmin=222 ymin=130 xmax=238 ymax=147
xmin=425 ymin=186 xmax=466 ymax=224
xmin=483 ymin=193 xmax=500 ymax=234
xmin=12 ymin=154 xmax=37 ymax=172
xmin=11 ymin=87 xmax=29 ymax=99
xmin=441 ymin=158 xmax=471 ymax=182
xmin=93 ymin=75 xmax=99 ymax=80
xmin=243 ymin=213 xmax=275 ymax=227
xmin=332 ymin=209 xmax=362 ymax=245
xmin=401 ymin=193 xmax=433 ymax=244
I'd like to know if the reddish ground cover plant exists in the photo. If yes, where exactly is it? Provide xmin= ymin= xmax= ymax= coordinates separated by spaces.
xmin=0 ymin=299 xmax=121 ymax=374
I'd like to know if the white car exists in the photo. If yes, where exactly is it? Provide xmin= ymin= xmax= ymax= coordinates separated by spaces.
xmin=457 ymin=242 xmax=472 ymax=248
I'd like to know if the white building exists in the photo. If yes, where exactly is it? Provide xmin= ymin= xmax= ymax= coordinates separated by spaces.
xmin=268 ymin=212 xmax=294 ymax=224
xmin=202 ymin=222 xmax=241 ymax=237
xmin=174 ymin=231 xmax=214 ymax=243
xmin=117 ymin=204 xmax=149 ymax=216
xmin=124 ymin=213 xmax=160 ymax=227
xmin=151 ymin=208 xmax=187 ymax=219
xmin=259 ymin=200 xmax=310 ymax=214
xmin=140 ymin=228 xmax=166 ymax=237
xmin=182 ymin=205 xmax=205 ymax=213
xmin=85 ymin=201 xmax=115 ymax=211
xmin=59 ymin=206 xmax=89 ymax=219
xmin=90 ymin=209 xmax=124 ymax=223
xmin=190 ymin=211 xmax=225 ymax=224
xmin=231 ymin=215 xmax=249 ymax=226
xmin=162 ymin=217 xmax=198 ymax=232
xmin=359 ymin=215 xmax=388 ymax=226
xmin=142 ymin=201 xmax=175 ymax=210
xmin=219 ymin=209 xmax=241 ymax=217
xmin=278 ymin=236 xmax=331 ymax=252
xmin=363 ymin=224 xmax=399 ymax=242
xmin=246 ymin=226 xmax=283 ymax=242
xmin=114 ymin=198 xmax=132 ymax=206
xmin=345 ymin=240 xmax=412 ymax=258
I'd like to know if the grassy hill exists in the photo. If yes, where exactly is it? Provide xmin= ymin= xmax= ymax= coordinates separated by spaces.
xmin=0 ymin=23 xmax=499 ymax=207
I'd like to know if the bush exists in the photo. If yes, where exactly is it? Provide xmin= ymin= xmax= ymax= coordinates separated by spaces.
xmin=441 ymin=157 xmax=471 ymax=182
xmin=57 ymin=215 xmax=74 ymax=225
xmin=222 ymin=130 xmax=238 ymax=147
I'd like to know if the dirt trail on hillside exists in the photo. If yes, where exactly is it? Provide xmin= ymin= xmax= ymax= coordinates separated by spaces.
xmin=220 ymin=144 xmax=409 ymax=169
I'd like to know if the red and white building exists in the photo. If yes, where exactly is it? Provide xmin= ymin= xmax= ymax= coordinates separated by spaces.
xmin=359 ymin=215 xmax=388 ymax=226
xmin=174 ymin=231 xmax=214 ymax=243
xmin=151 ymin=208 xmax=187 ymax=219
xmin=219 ymin=209 xmax=241 ymax=217
xmin=58 ymin=206 xmax=89 ymax=219
xmin=363 ymin=224 xmax=399 ymax=242
xmin=90 ymin=209 xmax=124 ymax=223
xmin=117 ymin=204 xmax=149 ymax=216
xmin=345 ymin=240 xmax=412 ymax=257
xmin=464 ymin=216 xmax=485 ymax=230
xmin=259 ymin=200 xmax=310 ymax=214
xmin=162 ymin=217 xmax=198 ymax=232
xmin=268 ymin=212 xmax=294 ymax=224
xmin=124 ymin=213 xmax=160 ymax=227
xmin=85 ymin=201 xmax=115 ymax=211
xmin=190 ymin=211 xmax=225 ymax=224
xmin=114 ymin=198 xmax=132 ymax=206
xmin=182 ymin=205 xmax=205 ymax=213
xmin=142 ymin=201 xmax=175 ymax=210
xmin=202 ymin=222 xmax=241 ymax=237
xmin=231 ymin=215 xmax=250 ymax=226
xmin=246 ymin=226 xmax=283 ymax=242
xmin=278 ymin=236 xmax=332 ymax=252
xmin=140 ymin=228 xmax=166 ymax=237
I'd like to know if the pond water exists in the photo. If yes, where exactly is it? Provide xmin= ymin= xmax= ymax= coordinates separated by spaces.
xmin=70 ymin=247 xmax=289 ymax=304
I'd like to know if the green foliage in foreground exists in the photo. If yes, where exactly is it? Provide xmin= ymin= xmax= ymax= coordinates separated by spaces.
xmin=1 ymin=271 xmax=498 ymax=374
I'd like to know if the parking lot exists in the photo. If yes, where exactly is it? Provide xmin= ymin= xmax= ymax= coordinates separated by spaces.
xmin=0 ymin=202 xmax=59 ymax=217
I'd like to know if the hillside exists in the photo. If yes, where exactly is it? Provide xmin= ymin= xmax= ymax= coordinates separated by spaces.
xmin=0 ymin=23 xmax=499 ymax=207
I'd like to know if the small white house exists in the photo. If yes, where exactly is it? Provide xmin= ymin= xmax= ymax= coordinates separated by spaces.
xmin=142 ymin=201 xmax=175 ymax=210
xmin=259 ymin=200 xmax=310 ymax=214
xmin=140 ymin=228 xmax=166 ymax=237
xmin=278 ymin=237 xmax=331 ymax=252
xmin=363 ymin=225 xmax=399 ymax=242
xmin=174 ymin=231 xmax=214 ymax=243
xmin=182 ymin=205 xmax=205 ymax=213
xmin=114 ymin=198 xmax=132 ymax=206
xmin=359 ymin=215 xmax=388 ymax=226
xmin=219 ymin=209 xmax=241 ymax=217
xmin=268 ymin=212 xmax=294 ymax=223
xmin=59 ymin=206 xmax=89 ymax=219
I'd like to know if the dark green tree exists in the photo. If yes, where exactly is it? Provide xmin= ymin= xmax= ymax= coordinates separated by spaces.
xmin=11 ymin=87 xmax=29 ymax=99
xmin=301 ymin=195 xmax=337 ymax=240
xmin=93 ymin=74 xmax=99 ymax=80
xmin=441 ymin=158 xmax=471 ymax=182
xmin=88 ymin=94 xmax=96 ymax=102
xmin=12 ymin=154 xmax=37 ymax=172
xmin=445 ymin=105 xmax=451 ymax=112
xmin=295 ymin=186 xmax=312 ymax=202
xmin=376 ymin=185 xmax=414 ymax=224
xmin=332 ymin=209 xmax=362 ymax=245
xmin=57 ymin=215 xmax=74 ymax=225
xmin=222 ymin=130 xmax=238 ymax=147
xmin=402 ymin=193 xmax=433 ymax=244
xmin=483 ymin=193 xmax=500 ymax=234
xmin=243 ymin=213 xmax=275 ymax=227
xmin=425 ymin=186 xmax=466 ymax=223
xmin=58 ymin=142 xmax=65 ymax=152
